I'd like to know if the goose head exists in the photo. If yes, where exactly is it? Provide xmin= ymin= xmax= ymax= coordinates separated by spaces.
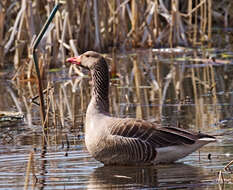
xmin=66 ymin=51 xmax=103 ymax=70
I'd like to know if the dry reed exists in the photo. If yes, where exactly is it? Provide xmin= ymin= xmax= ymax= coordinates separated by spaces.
xmin=0 ymin=0 xmax=231 ymax=70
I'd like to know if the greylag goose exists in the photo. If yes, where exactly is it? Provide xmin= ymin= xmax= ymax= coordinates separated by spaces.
xmin=67 ymin=51 xmax=216 ymax=165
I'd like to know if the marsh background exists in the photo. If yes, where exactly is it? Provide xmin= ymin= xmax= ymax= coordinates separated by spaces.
xmin=0 ymin=0 xmax=233 ymax=189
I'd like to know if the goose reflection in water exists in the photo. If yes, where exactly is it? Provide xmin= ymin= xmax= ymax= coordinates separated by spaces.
xmin=87 ymin=163 xmax=214 ymax=189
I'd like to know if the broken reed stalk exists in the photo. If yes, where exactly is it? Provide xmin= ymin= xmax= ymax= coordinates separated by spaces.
xmin=133 ymin=56 xmax=143 ymax=119
xmin=202 ymin=0 xmax=207 ymax=41
xmin=93 ymin=0 xmax=101 ymax=50
xmin=208 ymin=0 xmax=212 ymax=46
xmin=60 ymin=11 xmax=69 ymax=65
xmin=131 ymin=0 xmax=138 ymax=47
xmin=14 ymin=0 xmax=27 ymax=69
xmin=200 ymin=0 xmax=203 ymax=38
xmin=193 ymin=0 xmax=198 ymax=45
xmin=112 ymin=0 xmax=117 ymax=47
xmin=4 ymin=0 xmax=26 ymax=55
xmin=169 ymin=0 xmax=175 ymax=48
xmin=154 ymin=0 xmax=159 ymax=39
xmin=0 ymin=2 xmax=6 ymax=67
xmin=31 ymin=3 xmax=60 ymax=130
xmin=188 ymin=0 xmax=192 ymax=42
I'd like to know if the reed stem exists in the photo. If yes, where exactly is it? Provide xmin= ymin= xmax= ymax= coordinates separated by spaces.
xmin=32 ymin=3 xmax=60 ymax=130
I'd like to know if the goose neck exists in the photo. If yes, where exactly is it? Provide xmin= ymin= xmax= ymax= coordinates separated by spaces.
xmin=89 ymin=60 xmax=110 ymax=114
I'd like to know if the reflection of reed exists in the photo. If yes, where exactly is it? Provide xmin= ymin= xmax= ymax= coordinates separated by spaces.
xmin=24 ymin=151 xmax=36 ymax=190
xmin=191 ymin=60 xmax=200 ymax=129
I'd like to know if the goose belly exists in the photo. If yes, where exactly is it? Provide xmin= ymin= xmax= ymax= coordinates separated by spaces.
xmin=153 ymin=143 xmax=205 ymax=164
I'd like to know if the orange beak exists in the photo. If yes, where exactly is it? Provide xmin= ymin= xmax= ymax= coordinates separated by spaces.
xmin=66 ymin=56 xmax=81 ymax=65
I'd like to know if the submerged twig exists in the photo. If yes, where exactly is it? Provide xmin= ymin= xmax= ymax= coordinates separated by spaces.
xmin=224 ymin=160 xmax=233 ymax=172
xmin=218 ymin=159 xmax=233 ymax=184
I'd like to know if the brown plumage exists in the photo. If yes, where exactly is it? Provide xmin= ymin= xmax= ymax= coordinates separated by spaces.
xmin=66 ymin=51 xmax=216 ymax=165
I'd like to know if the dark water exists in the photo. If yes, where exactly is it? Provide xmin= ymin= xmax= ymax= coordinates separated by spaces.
xmin=0 ymin=48 xmax=233 ymax=189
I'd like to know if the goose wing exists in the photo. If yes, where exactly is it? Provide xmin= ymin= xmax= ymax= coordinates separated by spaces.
xmin=110 ymin=119 xmax=199 ymax=147
xmin=104 ymin=118 xmax=205 ymax=163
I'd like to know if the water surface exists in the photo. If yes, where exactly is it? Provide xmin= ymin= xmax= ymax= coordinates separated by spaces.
xmin=0 ymin=48 xmax=233 ymax=189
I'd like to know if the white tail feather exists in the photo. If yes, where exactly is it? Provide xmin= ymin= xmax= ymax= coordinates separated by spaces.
xmin=198 ymin=137 xmax=216 ymax=142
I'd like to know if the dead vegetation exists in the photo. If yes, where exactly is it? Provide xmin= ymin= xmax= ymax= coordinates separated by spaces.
xmin=0 ymin=0 xmax=233 ymax=70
